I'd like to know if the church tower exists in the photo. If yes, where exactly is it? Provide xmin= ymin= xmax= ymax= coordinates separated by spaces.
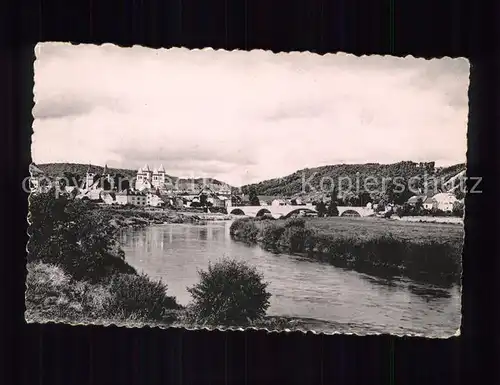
xmin=102 ymin=164 xmax=113 ymax=190
xmin=85 ymin=163 xmax=95 ymax=189
xmin=152 ymin=164 xmax=166 ymax=189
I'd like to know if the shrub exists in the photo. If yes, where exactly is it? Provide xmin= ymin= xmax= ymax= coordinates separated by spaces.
xmin=260 ymin=222 xmax=285 ymax=249
xmin=104 ymin=273 xmax=181 ymax=323
xmin=229 ymin=218 xmax=259 ymax=242
xmin=248 ymin=316 xmax=298 ymax=330
xmin=284 ymin=217 xmax=306 ymax=228
xmin=25 ymin=261 xmax=111 ymax=322
xmin=187 ymin=259 xmax=271 ymax=326
xmin=278 ymin=226 xmax=311 ymax=253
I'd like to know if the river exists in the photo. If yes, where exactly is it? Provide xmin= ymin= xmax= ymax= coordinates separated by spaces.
xmin=119 ymin=221 xmax=461 ymax=336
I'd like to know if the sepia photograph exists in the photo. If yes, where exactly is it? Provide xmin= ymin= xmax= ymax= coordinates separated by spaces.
xmin=27 ymin=43 xmax=469 ymax=337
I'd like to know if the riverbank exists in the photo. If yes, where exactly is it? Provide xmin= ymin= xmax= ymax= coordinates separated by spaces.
xmin=94 ymin=206 xmax=233 ymax=231
xmin=26 ymin=261 xmax=298 ymax=330
xmin=395 ymin=216 xmax=463 ymax=224
xmin=230 ymin=217 xmax=463 ymax=287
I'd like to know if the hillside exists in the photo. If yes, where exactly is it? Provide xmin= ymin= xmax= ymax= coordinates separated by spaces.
xmin=241 ymin=161 xmax=466 ymax=204
xmin=34 ymin=163 xmax=232 ymax=190
xmin=37 ymin=163 xmax=138 ymax=180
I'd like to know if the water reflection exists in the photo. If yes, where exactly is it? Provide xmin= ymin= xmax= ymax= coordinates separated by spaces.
xmin=119 ymin=222 xmax=461 ymax=335
xmin=407 ymin=283 xmax=453 ymax=300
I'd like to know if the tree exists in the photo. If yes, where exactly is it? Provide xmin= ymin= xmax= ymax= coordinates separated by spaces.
xmin=452 ymin=201 xmax=464 ymax=217
xmin=376 ymin=199 xmax=386 ymax=213
xmin=58 ymin=177 xmax=67 ymax=191
xmin=62 ymin=172 xmax=82 ymax=187
xmin=327 ymin=199 xmax=339 ymax=217
xmin=415 ymin=197 xmax=424 ymax=212
xmin=187 ymin=259 xmax=271 ymax=326
xmin=248 ymin=187 xmax=260 ymax=206
xmin=102 ymin=177 xmax=113 ymax=191
xmin=384 ymin=180 xmax=397 ymax=204
xmin=199 ymin=193 xmax=208 ymax=207
xmin=315 ymin=200 xmax=327 ymax=217
xmin=326 ymin=188 xmax=339 ymax=217
xmin=359 ymin=191 xmax=371 ymax=207
xmin=28 ymin=189 xmax=135 ymax=282
xmin=454 ymin=188 xmax=466 ymax=200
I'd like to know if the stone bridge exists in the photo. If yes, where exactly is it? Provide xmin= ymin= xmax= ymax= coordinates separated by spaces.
xmin=227 ymin=204 xmax=374 ymax=218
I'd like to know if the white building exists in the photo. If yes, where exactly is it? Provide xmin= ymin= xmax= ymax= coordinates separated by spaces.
xmin=101 ymin=192 xmax=116 ymax=205
xmin=407 ymin=195 xmax=427 ymax=206
xmin=422 ymin=197 xmax=437 ymax=210
xmin=432 ymin=192 xmax=458 ymax=212
xmin=114 ymin=190 xmax=147 ymax=206
xmin=146 ymin=192 xmax=164 ymax=207
xmin=271 ymin=199 xmax=286 ymax=206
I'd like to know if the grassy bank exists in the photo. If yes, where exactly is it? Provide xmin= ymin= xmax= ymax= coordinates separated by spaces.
xmin=230 ymin=217 xmax=463 ymax=286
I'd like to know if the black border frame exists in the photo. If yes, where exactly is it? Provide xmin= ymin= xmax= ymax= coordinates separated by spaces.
xmin=3 ymin=0 xmax=499 ymax=383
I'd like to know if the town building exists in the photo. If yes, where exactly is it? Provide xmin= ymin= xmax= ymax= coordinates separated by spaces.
xmin=407 ymin=195 xmax=427 ymax=206
xmin=432 ymin=192 xmax=458 ymax=212
xmin=101 ymin=191 xmax=116 ymax=205
xmin=422 ymin=197 xmax=437 ymax=210
xmin=115 ymin=190 xmax=148 ymax=206
xmin=146 ymin=192 xmax=164 ymax=207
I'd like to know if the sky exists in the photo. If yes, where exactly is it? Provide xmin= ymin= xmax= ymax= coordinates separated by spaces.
xmin=32 ymin=43 xmax=469 ymax=186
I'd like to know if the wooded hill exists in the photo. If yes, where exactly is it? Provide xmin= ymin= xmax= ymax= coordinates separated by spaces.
xmin=240 ymin=161 xmax=466 ymax=204
xmin=34 ymin=163 xmax=232 ymax=190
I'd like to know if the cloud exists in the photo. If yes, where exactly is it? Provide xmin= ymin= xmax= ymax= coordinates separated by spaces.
xmin=32 ymin=94 xmax=124 ymax=120
xmin=32 ymin=43 xmax=469 ymax=186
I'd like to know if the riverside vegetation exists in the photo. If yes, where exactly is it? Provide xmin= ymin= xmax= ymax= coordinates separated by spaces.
xmin=230 ymin=216 xmax=463 ymax=287
xmin=26 ymin=189 xmax=293 ymax=329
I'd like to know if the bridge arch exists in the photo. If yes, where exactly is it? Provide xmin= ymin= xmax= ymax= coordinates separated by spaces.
xmin=230 ymin=208 xmax=246 ymax=216
xmin=340 ymin=209 xmax=361 ymax=217
xmin=256 ymin=208 xmax=271 ymax=217
xmin=282 ymin=208 xmax=318 ymax=219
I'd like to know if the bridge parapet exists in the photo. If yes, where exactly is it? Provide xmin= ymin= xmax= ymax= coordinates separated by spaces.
xmin=228 ymin=205 xmax=374 ymax=218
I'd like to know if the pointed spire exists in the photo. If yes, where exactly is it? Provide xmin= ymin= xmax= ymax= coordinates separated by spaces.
xmin=87 ymin=163 xmax=92 ymax=174
xmin=143 ymin=164 xmax=150 ymax=172
xmin=158 ymin=164 xmax=165 ymax=173
xmin=103 ymin=164 xmax=109 ymax=175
